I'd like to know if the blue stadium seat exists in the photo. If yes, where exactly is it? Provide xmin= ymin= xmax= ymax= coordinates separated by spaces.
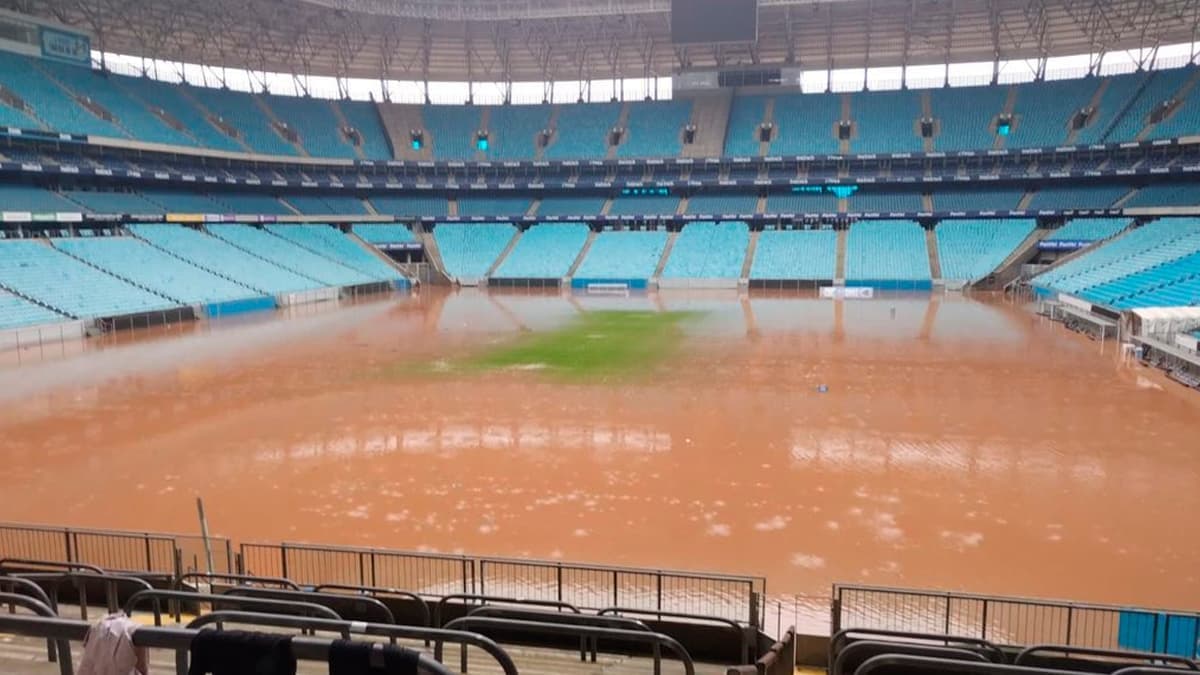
xmin=573 ymin=229 xmax=669 ymax=280
xmin=1007 ymin=78 xmax=1100 ymax=148
xmin=686 ymin=193 xmax=758 ymax=216
xmin=724 ymin=95 xmax=768 ymax=157
xmin=0 ymin=52 xmax=127 ymax=138
xmin=483 ymin=105 xmax=552 ymax=160
xmin=263 ymin=94 xmax=359 ymax=158
xmin=537 ymin=195 xmax=606 ymax=217
xmin=770 ymin=93 xmax=841 ymax=155
xmin=193 ymin=86 xmax=299 ymax=156
xmin=850 ymin=90 xmax=922 ymax=153
xmin=607 ymin=195 xmax=680 ymax=217
xmin=931 ymin=85 xmax=1008 ymax=151
xmin=1047 ymin=218 xmax=1131 ymax=242
xmin=352 ymin=224 xmax=417 ymax=245
xmin=935 ymin=219 xmax=1035 ymax=281
xmin=750 ymin=228 xmax=837 ymax=280
xmin=661 ymin=221 xmax=749 ymax=279
xmin=265 ymin=225 xmax=404 ymax=281
xmin=933 ymin=186 xmax=1025 ymax=211
xmin=112 ymin=74 xmax=245 ymax=152
xmin=369 ymin=195 xmax=448 ymax=217
xmin=1104 ymin=68 xmax=1191 ymax=142
xmin=493 ymin=223 xmax=590 ymax=279
xmin=208 ymin=224 xmax=374 ymax=286
xmin=456 ymin=196 xmax=531 ymax=217
xmin=617 ymin=100 xmax=692 ymax=158
xmin=0 ymin=289 xmax=68 ymax=329
xmin=846 ymin=220 xmax=931 ymax=283
xmin=544 ymin=103 xmax=622 ymax=159
xmin=424 ymin=105 xmax=481 ymax=160
xmin=433 ymin=223 xmax=516 ymax=281
xmin=1026 ymin=184 xmax=1129 ymax=210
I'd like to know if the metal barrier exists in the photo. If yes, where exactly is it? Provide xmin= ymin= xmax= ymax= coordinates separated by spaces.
xmin=0 ymin=576 xmax=59 ymax=664
xmin=598 ymin=606 xmax=754 ymax=664
xmin=830 ymin=628 xmax=1007 ymax=665
xmin=442 ymin=616 xmax=696 ymax=675
xmin=0 ymin=613 xmax=455 ymax=675
xmin=16 ymin=571 xmax=154 ymax=621
xmin=173 ymin=572 xmax=298 ymax=591
xmin=479 ymin=556 xmax=765 ymax=629
xmin=239 ymin=541 xmax=473 ymax=594
xmin=1014 ymin=645 xmax=1198 ymax=670
xmin=832 ymin=584 xmax=1200 ymax=654
xmin=122 ymin=589 xmax=341 ymax=626
xmin=314 ymin=583 xmax=432 ymax=627
xmin=833 ymin=641 xmax=991 ymax=675
xmin=183 ymin=610 xmax=518 ymax=675
xmin=0 ymin=524 xmax=225 ymax=575
xmin=435 ymin=593 xmax=581 ymax=627
xmin=466 ymin=606 xmax=652 ymax=663
xmin=221 ymin=586 xmax=396 ymax=624
xmin=855 ymin=654 xmax=1088 ymax=675
xmin=0 ymin=559 xmax=104 ymax=575
xmin=0 ymin=592 xmax=72 ymax=675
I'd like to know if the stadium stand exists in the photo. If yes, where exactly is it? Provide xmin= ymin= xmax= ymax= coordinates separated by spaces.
xmin=770 ymin=93 xmax=841 ymax=154
xmin=687 ymin=193 xmax=759 ymax=215
xmin=140 ymin=189 xmax=232 ymax=213
xmin=1106 ymin=68 xmax=1193 ymax=142
xmin=433 ymin=222 xmax=516 ymax=281
xmin=536 ymin=195 xmax=607 ymax=217
xmin=53 ymin=236 xmax=263 ymax=304
xmin=767 ymin=191 xmax=840 ymax=214
xmin=848 ymin=189 xmax=925 ymax=213
xmin=263 ymin=94 xmax=359 ymax=158
xmin=850 ymin=90 xmax=922 ymax=153
xmin=0 ymin=289 xmax=66 ymax=328
xmin=0 ymin=51 xmax=127 ymax=138
xmin=931 ymin=186 xmax=1026 ymax=212
xmin=1070 ymin=71 xmax=1148 ymax=145
xmin=0 ymin=239 xmax=177 ymax=318
xmin=483 ymin=104 xmax=552 ymax=160
xmin=265 ymin=225 xmax=404 ymax=281
xmin=207 ymin=224 xmax=375 ymax=286
xmin=110 ymin=74 xmax=244 ymax=152
xmin=1149 ymin=78 xmax=1200 ymax=141
xmin=1124 ymin=183 xmax=1200 ymax=208
xmin=216 ymin=193 xmax=293 ymax=215
xmin=607 ymin=195 xmax=680 ymax=217
xmin=369 ymin=195 xmax=448 ymax=217
xmin=0 ymin=184 xmax=80 ymax=212
xmin=661 ymin=221 xmax=749 ymax=279
xmin=573 ymin=229 xmax=669 ymax=281
xmin=845 ymin=220 xmax=931 ymax=285
xmin=194 ymin=86 xmax=298 ymax=156
xmin=61 ymin=189 xmax=161 ymax=214
xmin=930 ymin=84 xmax=1009 ymax=150
xmin=1007 ymin=78 xmax=1099 ymax=148
xmin=935 ymin=219 xmax=1036 ymax=281
xmin=544 ymin=102 xmax=623 ymax=159
xmin=750 ymin=228 xmax=838 ymax=281
xmin=493 ymin=223 xmax=590 ymax=279
xmin=337 ymin=100 xmax=393 ymax=159
xmin=456 ymin=195 xmax=531 ymax=217
xmin=724 ymin=95 xmax=768 ymax=156
xmin=617 ymin=100 xmax=692 ymax=158
xmin=351 ymin=224 xmax=417 ymax=246
xmin=1026 ymin=184 xmax=1129 ymax=210
xmin=129 ymin=224 xmax=322 ymax=294
xmin=1047 ymin=218 xmax=1130 ymax=242
xmin=1034 ymin=218 xmax=1200 ymax=308
xmin=284 ymin=194 xmax=370 ymax=215
xmin=423 ymin=105 xmax=481 ymax=160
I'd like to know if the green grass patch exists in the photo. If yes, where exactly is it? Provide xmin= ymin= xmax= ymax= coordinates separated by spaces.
xmin=465 ymin=310 xmax=693 ymax=381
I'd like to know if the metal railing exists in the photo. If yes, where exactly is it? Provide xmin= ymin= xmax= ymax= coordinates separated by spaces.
xmin=239 ymin=541 xmax=474 ymax=594
xmin=0 ymin=592 xmax=72 ymax=675
xmin=122 ymin=589 xmax=342 ymax=626
xmin=833 ymin=584 xmax=1200 ymax=657
xmin=0 ymin=523 xmax=232 ymax=576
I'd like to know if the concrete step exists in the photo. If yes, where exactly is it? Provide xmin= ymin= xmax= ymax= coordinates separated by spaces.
xmin=741 ymin=230 xmax=760 ymax=278
xmin=485 ymin=227 xmax=524 ymax=279
xmin=925 ymin=228 xmax=942 ymax=279
xmin=835 ymin=229 xmax=847 ymax=279
xmin=654 ymin=231 xmax=679 ymax=278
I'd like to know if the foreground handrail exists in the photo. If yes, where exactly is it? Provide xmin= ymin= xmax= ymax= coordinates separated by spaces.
xmin=598 ymin=605 xmax=753 ymax=664
xmin=16 ymin=571 xmax=154 ymax=620
xmin=221 ymin=586 xmax=395 ymax=623
xmin=0 ymin=613 xmax=455 ymax=675
xmin=830 ymin=628 xmax=1005 ymax=664
xmin=314 ymin=583 xmax=431 ymax=627
xmin=834 ymin=640 xmax=991 ymax=675
xmin=0 ymin=578 xmax=59 ymax=664
xmin=185 ymin=610 xmax=519 ymax=675
xmin=442 ymin=616 xmax=695 ymax=675
xmin=857 ymin=654 xmax=1096 ymax=675
xmin=173 ymin=572 xmax=299 ymax=591
xmin=123 ymin=589 xmax=341 ymax=626
xmin=435 ymin=593 xmax=581 ymax=626
xmin=0 ymin=592 xmax=72 ymax=675
xmin=467 ymin=606 xmax=652 ymax=663
xmin=0 ymin=559 xmax=105 ymax=575
xmin=1015 ymin=645 xmax=1198 ymax=670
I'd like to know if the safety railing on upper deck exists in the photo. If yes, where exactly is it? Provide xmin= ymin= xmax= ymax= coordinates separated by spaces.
xmin=0 ymin=522 xmax=233 ymax=576
xmin=832 ymin=584 xmax=1200 ymax=658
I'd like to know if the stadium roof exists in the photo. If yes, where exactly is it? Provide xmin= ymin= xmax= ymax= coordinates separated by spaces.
xmin=13 ymin=0 xmax=1200 ymax=83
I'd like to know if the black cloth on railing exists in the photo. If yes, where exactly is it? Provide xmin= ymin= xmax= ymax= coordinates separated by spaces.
xmin=328 ymin=639 xmax=419 ymax=675
xmin=187 ymin=629 xmax=296 ymax=675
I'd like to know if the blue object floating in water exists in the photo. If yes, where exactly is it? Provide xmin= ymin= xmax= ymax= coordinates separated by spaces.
xmin=817 ymin=384 xmax=829 ymax=393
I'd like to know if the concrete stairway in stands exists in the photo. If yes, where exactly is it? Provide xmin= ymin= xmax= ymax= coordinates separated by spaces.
xmin=975 ymin=227 xmax=1050 ymax=290
xmin=835 ymin=229 xmax=848 ymax=281
xmin=484 ymin=227 xmax=523 ymax=279
xmin=566 ymin=229 xmax=598 ymax=279
xmin=376 ymin=102 xmax=431 ymax=160
xmin=654 ymin=231 xmax=679 ymax=278
xmin=741 ymin=230 xmax=760 ymax=279
xmin=683 ymin=90 xmax=733 ymax=158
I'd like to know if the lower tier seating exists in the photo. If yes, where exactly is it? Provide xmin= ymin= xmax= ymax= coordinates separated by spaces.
xmin=493 ymin=223 xmax=590 ymax=279
xmin=661 ymin=221 xmax=749 ymax=279
xmin=749 ymin=228 xmax=838 ymax=280
xmin=573 ymin=229 xmax=669 ymax=280
xmin=433 ymin=223 xmax=516 ymax=282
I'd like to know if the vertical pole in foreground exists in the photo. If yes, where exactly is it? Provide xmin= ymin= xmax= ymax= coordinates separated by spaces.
xmin=196 ymin=497 xmax=215 ymax=575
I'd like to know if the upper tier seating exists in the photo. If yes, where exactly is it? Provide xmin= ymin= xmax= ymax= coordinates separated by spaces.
xmin=661 ymin=221 xmax=749 ymax=279
xmin=607 ymin=195 xmax=680 ymax=216
xmin=1071 ymin=72 xmax=1147 ymax=145
xmin=767 ymin=191 xmax=840 ymax=214
xmin=433 ymin=223 xmax=516 ymax=281
xmin=545 ymin=103 xmax=622 ymax=160
xmin=265 ymin=225 xmax=403 ymax=281
xmin=932 ymin=186 xmax=1026 ymax=211
xmin=456 ymin=196 xmax=531 ymax=217
xmin=0 ymin=94 xmax=41 ymax=129
xmin=0 ymin=240 xmax=176 ymax=318
xmin=848 ymin=189 xmax=924 ymax=213
xmin=129 ymin=224 xmax=321 ymax=294
xmin=337 ymin=101 xmax=393 ymax=159
xmin=1035 ymin=219 xmax=1200 ymax=308
xmin=369 ymin=195 xmax=448 ymax=217
xmin=263 ymin=94 xmax=358 ymax=158
xmin=935 ymin=218 xmax=1036 ymax=281
xmin=1106 ymin=68 xmax=1192 ymax=142
xmin=931 ymin=85 xmax=1009 ymax=151
xmin=0 ymin=289 xmax=67 ymax=329
xmin=617 ymin=100 xmax=692 ymax=158
xmin=351 ymin=224 xmax=416 ymax=245
xmin=38 ymin=59 xmax=196 ymax=146
xmin=686 ymin=193 xmax=759 ymax=215
xmin=1148 ymin=72 xmax=1200 ymax=140
xmin=0 ymin=184 xmax=80 ymax=212
xmin=1125 ymin=183 xmax=1200 ymax=208
xmin=111 ymin=74 xmax=244 ymax=152
xmin=536 ymin=195 xmax=607 ymax=217
xmin=208 ymin=224 xmax=374 ymax=286
xmin=1047 ymin=218 xmax=1131 ymax=241
xmin=724 ymin=95 xmax=767 ymax=156
xmin=284 ymin=194 xmax=369 ymax=215
xmin=483 ymin=105 xmax=553 ymax=161
xmin=846 ymin=220 xmax=931 ymax=282
xmin=0 ymin=52 xmax=126 ymax=138
xmin=1026 ymin=184 xmax=1129 ymax=210
xmin=423 ymin=105 xmax=481 ymax=160
xmin=217 ymin=193 xmax=293 ymax=215
xmin=61 ymin=190 xmax=160 ymax=214
xmin=770 ymin=93 xmax=841 ymax=155
xmin=493 ymin=223 xmax=590 ymax=279
xmin=140 ymin=189 xmax=232 ymax=213
xmin=54 ymin=236 xmax=261 ymax=304
xmin=750 ymin=227 xmax=838 ymax=280
xmin=1007 ymin=78 xmax=1099 ymax=148
xmin=194 ymin=86 xmax=298 ymax=156
xmin=850 ymin=90 xmax=922 ymax=153
xmin=573 ymin=229 xmax=669 ymax=280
